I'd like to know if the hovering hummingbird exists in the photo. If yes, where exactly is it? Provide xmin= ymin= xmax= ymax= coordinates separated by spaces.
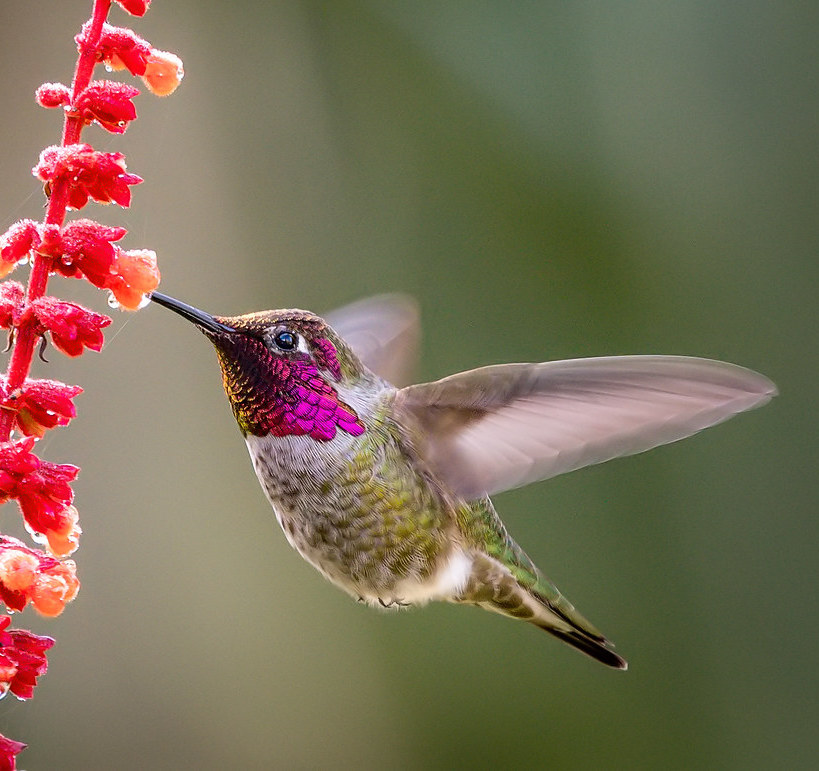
xmin=150 ymin=292 xmax=775 ymax=669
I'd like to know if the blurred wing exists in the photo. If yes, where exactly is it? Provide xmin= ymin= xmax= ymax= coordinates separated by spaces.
xmin=396 ymin=356 xmax=776 ymax=500
xmin=326 ymin=294 xmax=420 ymax=387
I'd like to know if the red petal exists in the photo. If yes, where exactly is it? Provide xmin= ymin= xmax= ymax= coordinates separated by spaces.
xmin=74 ymin=81 xmax=139 ymax=134
xmin=0 ymin=621 xmax=54 ymax=700
xmin=57 ymin=219 xmax=126 ymax=286
xmin=33 ymin=144 xmax=142 ymax=210
xmin=30 ymin=297 xmax=111 ymax=357
xmin=0 ymin=537 xmax=79 ymax=616
xmin=115 ymin=0 xmax=151 ymax=16
xmin=108 ymin=248 xmax=160 ymax=309
xmin=79 ymin=22 xmax=152 ymax=77
xmin=35 ymin=83 xmax=71 ymax=109
xmin=142 ymin=50 xmax=184 ymax=97
xmin=0 ymin=283 xmax=24 ymax=329
xmin=0 ymin=732 xmax=26 ymax=770
xmin=3 ymin=378 xmax=83 ymax=437
xmin=0 ymin=221 xmax=40 ymax=277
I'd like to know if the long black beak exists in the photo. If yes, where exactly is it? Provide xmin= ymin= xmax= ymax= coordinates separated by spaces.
xmin=150 ymin=292 xmax=236 ymax=335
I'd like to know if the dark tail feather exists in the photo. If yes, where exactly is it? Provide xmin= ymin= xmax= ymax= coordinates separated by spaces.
xmin=543 ymin=626 xmax=628 ymax=670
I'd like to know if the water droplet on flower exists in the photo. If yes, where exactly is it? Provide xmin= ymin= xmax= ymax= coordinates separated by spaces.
xmin=107 ymin=292 xmax=121 ymax=310
xmin=16 ymin=257 xmax=29 ymax=267
xmin=24 ymin=522 xmax=46 ymax=545
xmin=104 ymin=63 xmax=113 ymax=73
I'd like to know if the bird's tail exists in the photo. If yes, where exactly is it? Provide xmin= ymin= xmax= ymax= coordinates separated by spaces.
xmin=465 ymin=554 xmax=627 ymax=670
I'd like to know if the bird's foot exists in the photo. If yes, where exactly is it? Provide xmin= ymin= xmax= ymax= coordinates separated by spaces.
xmin=378 ymin=597 xmax=410 ymax=609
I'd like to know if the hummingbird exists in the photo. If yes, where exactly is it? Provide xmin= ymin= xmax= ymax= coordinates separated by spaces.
xmin=150 ymin=291 xmax=776 ymax=670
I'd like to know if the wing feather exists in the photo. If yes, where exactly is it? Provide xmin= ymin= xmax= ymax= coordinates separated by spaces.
xmin=326 ymin=294 xmax=420 ymax=386
xmin=396 ymin=356 xmax=776 ymax=499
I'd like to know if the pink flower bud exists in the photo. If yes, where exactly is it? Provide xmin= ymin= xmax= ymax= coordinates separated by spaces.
xmin=107 ymin=248 xmax=160 ymax=310
xmin=142 ymin=50 xmax=184 ymax=97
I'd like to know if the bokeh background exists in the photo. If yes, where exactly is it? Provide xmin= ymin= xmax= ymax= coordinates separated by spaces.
xmin=1 ymin=1 xmax=817 ymax=768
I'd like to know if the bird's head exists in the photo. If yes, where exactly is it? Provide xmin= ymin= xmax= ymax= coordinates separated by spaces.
xmin=150 ymin=292 xmax=367 ymax=441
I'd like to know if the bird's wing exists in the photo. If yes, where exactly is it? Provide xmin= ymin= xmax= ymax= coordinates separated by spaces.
xmin=326 ymin=294 xmax=420 ymax=387
xmin=395 ymin=356 xmax=776 ymax=500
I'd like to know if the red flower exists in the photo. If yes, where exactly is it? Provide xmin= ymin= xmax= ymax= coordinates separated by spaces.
xmin=107 ymin=248 xmax=160 ymax=310
xmin=142 ymin=50 xmax=184 ymax=97
xmin=0 ymin=733 xmax=25 ymax=771
xmin=0 ymin=615 xmax=54 ymax=700
xmin=30 ymin=297 xmax=111 ymax=357
xmin=83 ymin=23 xmax=153 ymax=76
xmin=0 ymin=536 xmax=80 ymax=614
xmin=35 ymin=83 xmax=71 ymax=110
xmin=115 ymin=0 xmax=151 ymax=16
xmin=0 ymin=221 xmax=40 ymax=278
xmin=0 ymin=378 xmax=82 ymax=438
xmin=56 ymin=219 xmax=127 ymax=287
xmin=16 ymin=461 xmax=79 ymax=534
xmin=0 ymin=438 xmax=79 ymax=549
xmin=73 ymin=81 xmax=139 ymax=134
xmin=33 ymin=144 xmax=142 ymax=209
xmin=0 ymin=283 xmax=24 ymax=329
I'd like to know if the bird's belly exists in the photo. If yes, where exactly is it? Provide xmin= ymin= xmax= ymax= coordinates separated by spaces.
xmin=246 ymin=432 xmax=454 ymax=604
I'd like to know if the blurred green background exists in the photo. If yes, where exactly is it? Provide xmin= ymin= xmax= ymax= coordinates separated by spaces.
xmin=1 ymin=1 xmax=817 ymax=768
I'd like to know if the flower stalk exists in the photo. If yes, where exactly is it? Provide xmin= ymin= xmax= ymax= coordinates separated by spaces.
xmin=0 ymin=0 xmax=182 ymax=765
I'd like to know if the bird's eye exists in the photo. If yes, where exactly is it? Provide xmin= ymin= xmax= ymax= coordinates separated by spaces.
xmin=273 ymin=329 xmax=298 ymax=351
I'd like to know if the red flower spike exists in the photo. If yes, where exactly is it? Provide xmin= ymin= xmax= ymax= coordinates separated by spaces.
xmin=0 ymin=615 xmax=54 ymax=700
xmin=85 ymin=23 xmax=153 ymax=76
xmin=108 ymin=248 xmax=160 ymax=310
xmin=0 ymin=733 xmax=25 ymax=771
xmin=73 ymin=81 xmax=139 ymax=134
xmin=0 ymin=221 xmax=41 ymax=278
xmin=0 ymin=537 xmax=80 ymax=614
xmin=57 ymin=219 xmax=127 ymax=287
xmin=33 ymin=144 xmax=142 ymax=210
xmin=35 ymin=83 xmax=71 ymax=110
xmin=142 ymin=50 xmax=184 ymax=97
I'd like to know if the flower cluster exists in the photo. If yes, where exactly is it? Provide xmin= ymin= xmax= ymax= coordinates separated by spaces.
xmin=0 ymin=0 xmax=182 ymax=764
xmin=0 ymin=218 xmax=159 ymax=310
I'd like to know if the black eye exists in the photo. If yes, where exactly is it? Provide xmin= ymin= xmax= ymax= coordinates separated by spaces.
xmin=273 ymin=329 xmax=298 ymax=351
